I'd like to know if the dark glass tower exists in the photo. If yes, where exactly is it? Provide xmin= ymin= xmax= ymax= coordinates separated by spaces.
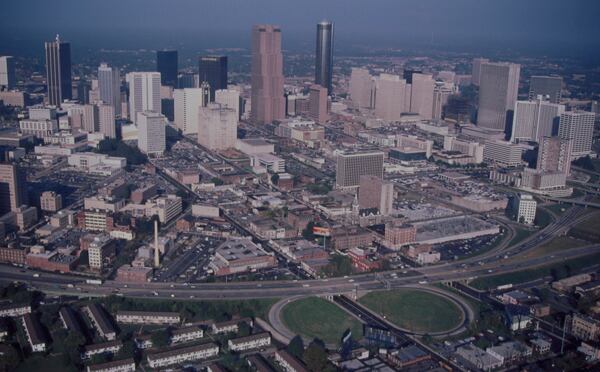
xmin=45 ymin=35 xmax=72 ymax=106
xmin=156 ymin=50 xmax=178 ymax=87
xmin=198 ymin=56 xmax=227 ymax=101
xmin=315 ymin=21 xmax=334 ymax=95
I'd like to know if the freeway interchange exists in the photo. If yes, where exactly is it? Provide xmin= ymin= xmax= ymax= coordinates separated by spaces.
xmin=1 ymin=204 xmax=598 ymax=300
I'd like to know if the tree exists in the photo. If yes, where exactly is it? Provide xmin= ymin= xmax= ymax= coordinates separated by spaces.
xmin=0 ymin=344 xmax=20 ymax=371
xmin=287 ymin=335 xmax=305 ymax=360
xmin=151 ymin=330 xmax=170 ymax=348
xmin=238 ymin=321 xmax=252 ymax=337
xmin=270 ymin=173 xmax=280 ymax=185
xmin=211 ymin=177 xmax=224 ymax=186
xmin=303 ymin=339 xmax=329 ymax=372
xmin=302 ymin=222 xmax=316 ymax=240
xmin=79 ymin=250 xmax=89 ymax=267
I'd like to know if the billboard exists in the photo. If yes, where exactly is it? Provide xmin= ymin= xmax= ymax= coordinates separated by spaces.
xmin=313 ymin=226 xmax=331 ymax=237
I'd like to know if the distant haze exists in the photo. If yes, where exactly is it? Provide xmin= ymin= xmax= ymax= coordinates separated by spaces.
xmin=1 ymin=0 xmax=599 ymax=58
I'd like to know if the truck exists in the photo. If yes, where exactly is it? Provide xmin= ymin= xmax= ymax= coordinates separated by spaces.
xmin=85 ymin=279 xmax=103 ymax=285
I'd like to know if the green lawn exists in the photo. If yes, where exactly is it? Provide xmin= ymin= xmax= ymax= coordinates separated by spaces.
xmin=517 ymin=236 xmax=587 ymax=260
xmin=16 ymin=355 xmax=78 ymax=372
xmin=534 ymin=207 xmax=554 ymax=228
xmin=471 ymin=251 xmax=600 ymax=290
xmin=545 ymin=204 xmax=571 ymax=216
xmin=358 ymin=289 xmax=463 ymax=334
xmin=281 ymin=297 xmax=363 ymax=345
xmin=508 ymin=227 xmax=535 ymax=247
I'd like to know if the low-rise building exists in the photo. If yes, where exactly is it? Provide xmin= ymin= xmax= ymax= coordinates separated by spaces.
xmin=86 ymin=358 xmax=136 ymax=372
xmin=115 ymin=311 xmax=180 ymax=325
xmin=211 ymin=318 xmax=253 ymax=335
xmin=210 ymin=238 xmax=276 ymax=276
xmin=146 ymin=343 xmax=219 ymax=368
xmin=115 ymin=265 xmax=153 ymax=283
xmin=21 ymin=313 xmax=47 ymax=352
xmin=0 ymin=303 xmax=31 ymax=317
xmin=569 ymin=313 xmax=600 ymax=341
xmin=170 ymin=326 xmax=204 ymax=344
xmin=40 ymin=191 xmax=63 ymax=212
xmin=0 ymin=247 xmax=28 ymax=265
xmin=274 ymin=349 xmax=309 ymax=372
xmin=83 ymin=304 xmax=117 ymax=341
xmin=530 ymin=338 xmax=551 ymax=355
xmin=486 ymin=341 xmax=532 ymax=365
xmin=59 ymin=306 xmax=83 ymax=334
xmin=81 ymin=340 xmax=122 ymax=360
xmin=384 ymin=222 xmax=417 ymax=249
xmin=456 ymin=344 xmax=502 ymax=371
xmin=228 ymin=332 xmax=271 ymax=352
xmin=578 ymin=341 xmax=600 ymax=361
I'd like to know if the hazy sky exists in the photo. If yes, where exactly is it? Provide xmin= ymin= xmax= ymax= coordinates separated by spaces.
xmin=2 ymin=0 xmax=599 ymax=55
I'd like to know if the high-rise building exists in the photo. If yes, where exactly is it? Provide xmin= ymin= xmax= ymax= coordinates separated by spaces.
xmin=358 ymin=175 xmax=393 ymax=216
xmin=197 ymin=103 xmax=237 ymax=150
xmin=513 ymin=193 xmax=537 ymax=224
xmin=200 ymin=81 xmax=211 ymax=107
xmin=410 ymin=73 xmax=435 ymax=120
xmin=98 ymin=103 xmax=116 ymax=138
xmin=77 ymin=80 xmax=91 ymax=105
xmin=156 ymin=50 xmax=178 ymax=88
xmin=403 ymin=69 xmax=422 ymax=84
xmin=45 ymin=35 xmax=72 ymax=106
xmin=432 ymin=82 xmax=455 ymax=120
xmin=0 ymin=56 xmax=16 ymax=89
xmin=558 ymin=111 xmax=596 ymax=158
xmin=308 ymin=84 xmax=328 ymax=124
xmin=251 ymin=25 xmax=285 ymax=124
xmin=70 ymin=104 xmax=99 ymax=133
xmin=98 ymin=63 xmax=121 ymax=117
xmin=537 ymin=136 xmax=572 ymax=175
xmin=511 ymin=97 xmax=565 ymax=143
xmin=173 ymin=88 xmax=204 ymax=134
xmin=529 ymin=76 xmax=562 ymax=104
xmin=349 ymin=68 xmax=373 ymax=109
xmin=315 ymin=21 xmax=334 ymax=95
xmin=0 ymin=163 xmax=27 ymax=215
xmin=373 ymin=73 xmax=406 ymax=121
xmin=177 ymin=72 xmax=198 ymax=89
xmin=126 ymin=72 xmax=161 ymax=124
xmin=471 ymin=58 xmax=489 ymax=87
xmin=477 ymin=62 xmax=520 ymax=132
xmin=335 ymin=151 xmax=384 ymax=189
xmin=137 ymin=111 xmax=166 ymax=155
xmin=215 ymin=89 xmax=241 ymax=119
xmin=198 ymin=56 xmax=227 ymax=100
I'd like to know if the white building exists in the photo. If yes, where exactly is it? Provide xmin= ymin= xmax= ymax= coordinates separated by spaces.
xmin=252 ymin=153 xmax=285 ymax=173
xmin=483 ymin=140 xmax=523 ymax=167
xmin=147 ymin=343 xmax=219 ymax=368
xmin=86 ymin=358 xmax=136 ymax=372
xmin=477 ymin=62 xmax=520 ymax=131
xmin=236 ymin=138 xmax=274 ymax=155
xmin=558 ymin=111 xmax=596 ymax=158
xmin=170 ymin=326 xmax=204 ymax=344
xmin=98 ymin=63 xmax=121 ymax=116
xmin=137 ymin=111 xmax=166 ymax=155
xmin=215 ymin=88 xmax=240 ymax=119
xmin=68 ymin=152 xmax=126 ymax=173
xmin=146 ymin=195 xmax=182 ymax=223
xmin=443 ymin=136 xmax=485 ymax=164
xmin=98 ymin=103 xmax=116 ymax=138
xmin=228 ymin=332 xmax=271 ymax=352
xmin=349 ymin=68 xmax=374 ymax=109
xmin=88 ymin=234 xmax=114 ymax=270
xmin=513 ymin=193 xmax=537 ymax=224
xmin=373 ymin=73 xmax=406 ymax=121
xmin=198 ymin=103 xmax=237 ymax=150
xmin=0 ymin=304 xmax=31 ymax=317
xmin=174 ymin=88 xmax=204 ymax=134
xmin=116 ymin=311 xmax=180 ymax=325
xmin=511 ymin=97 xmax=565 ymax=143
xmin=471 ymin=57 xmax=489 ymax=86
xmin=19 ymin=119 xmax=58 ymax=138
xmin=126 ymin=72 xmax=161 ymax=123
xmin=410 ymin=73 xmax=435 ymax=120
xmin=0 ymin=56 xmax=15 ymax=89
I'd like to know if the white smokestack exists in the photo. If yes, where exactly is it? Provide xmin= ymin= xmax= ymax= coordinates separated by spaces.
xmin=154 ymin=219 xmax=160 ymax=268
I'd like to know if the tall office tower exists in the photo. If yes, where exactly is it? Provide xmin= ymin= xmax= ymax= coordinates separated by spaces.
xmin=335 ymin=150 xmax=384 ymax=189
xmin=0 ymin=56 xmax=16 ymax=89
xmin=197 ymin=103 xmax=237 ymax=150
xmin=537 ymin=136 xmax=573 ymax=175
xmin=215 ymin=89 xmax=240 ymax=119
xmin=69 ymin=104 xmax=98 ymax=133
xmin=315 ymin=21 xmax=334 ymax=95
xmin=373 ymin=74 xmax=406 ymax=121
xmin=403 ymin=69 xmax=422 ymax=84
xmin=173 ymin=88 xmax=204 ymax=134
xmin=98 ymin=103 xmax=116 ymax=138
xmin=0 ymin=163 xmax=27 ymax=215
xmin=558 ymin=111 xmax=596 ymax=158
xmin=45 ymin=35 xmax=72 ymax=106
xmin=177 ymin=72 xmax=198 ymax=89
xmin=308 ymin=84 xmax=329 ymax=124
xmin=529 ymin=76 xmax=562 ymax=104
xmin=200 ymin=81 xmax=211 ymax=107
xmin=137 ymin=111 xmax=166 ymax=155
xmin=511 ymin=97 xmax=565 ymax=143
xmin=410 ymin=73 xmax=435 ymax=120
xmin=198 ymin=56 xmax=227 ymax=100
xmin=471 ymin=58 xmax=489 ymax=86
xmin=77 ymin=80 xmax=91 ymax=104
xmin=592 ymin=101 xmax=599 ymax=115
xmin=349 ymin=68 xmax=373 ymax=109
xmin=358 ymin=175 xmax=394 ymax=216
xmin=126 ymin=72 xmax=161 ymax=124
xmin=251 ymin=25 xmax=285 ymax=124
xmin=477 ymin=62 xmax=520 ymax=132
xmin=156 ymin=50 xmax=178 ymax=88
xmin=432 ymin=82 xmax=454 ymax=120
xmin=98 ymin=63 xmax=121 ymax=116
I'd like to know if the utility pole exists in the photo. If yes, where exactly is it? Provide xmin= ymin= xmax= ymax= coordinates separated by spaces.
xmin=560 ymin=318 xmax=566 ymax=355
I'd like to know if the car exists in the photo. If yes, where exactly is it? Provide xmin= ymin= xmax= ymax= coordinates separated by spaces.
xmin=33 ymin=273 xmax=40 ymax=278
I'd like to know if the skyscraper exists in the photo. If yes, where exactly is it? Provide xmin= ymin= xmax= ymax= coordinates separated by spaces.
xmin=529 ymin=76 xmax=562 ymax=104
xmin=98 ymin=103 xmax=116 ymax=138
xmin=251 ymin=25 xmax=285 ymax=124
xmin=137 ymin=111 xmax=166 ymax=155
xmin=349 ymin=68 xmax=374 ymax=109
xmin=0 ymin=56 xmax=16 ymax=89
xmin=558 ymin=111 xmax=596 ymax=158
xmin=511 ymin=97 xmax=565 ymax=143
xmin=174 ymin=88 xmax=204 ymax=134
xmin=335 ymin=150 xmax=384 ymax=189
xmin=315 ymin=21 xmax=334 ymax=95
xmin=409 ymin=73 xmax=435 ymax=120
xmin=358 ymin=175 xmax=394 ymax=216
xmin=98 ymin=63 xmax=121 ymax=116
xmin=537 ymin=137 xmax=572 ymax=175
xmin=373 ymin=73 xmax=406 ymax=121
xmin=45 ymin=35 xmax=72 ymax=106
xmin=477 ymin=62 xmax=520 ymax=132
xmin=432 ymin=82 xmax=455 ymax=120
xmin=308 ymin=84 xmax=329 ymax=124
xmin=198 ymin=56 xmax=227 ymax=100
xmin=403 ymin=69 xmax=423 ymax=84
xmin=215 ymin=89 xmax=241 ymax=119
xmin=0 ymin=163 xmax=27 ymax=215
xmin=126 ymin=72 xmax=161 ymax=124
xmin=471 ymin=58 xmax=489 ymax=86
xmin=197 ymin=103 xmax=237 ymax=150
xmin=156 ymin=50 xmax=178 ymax=88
